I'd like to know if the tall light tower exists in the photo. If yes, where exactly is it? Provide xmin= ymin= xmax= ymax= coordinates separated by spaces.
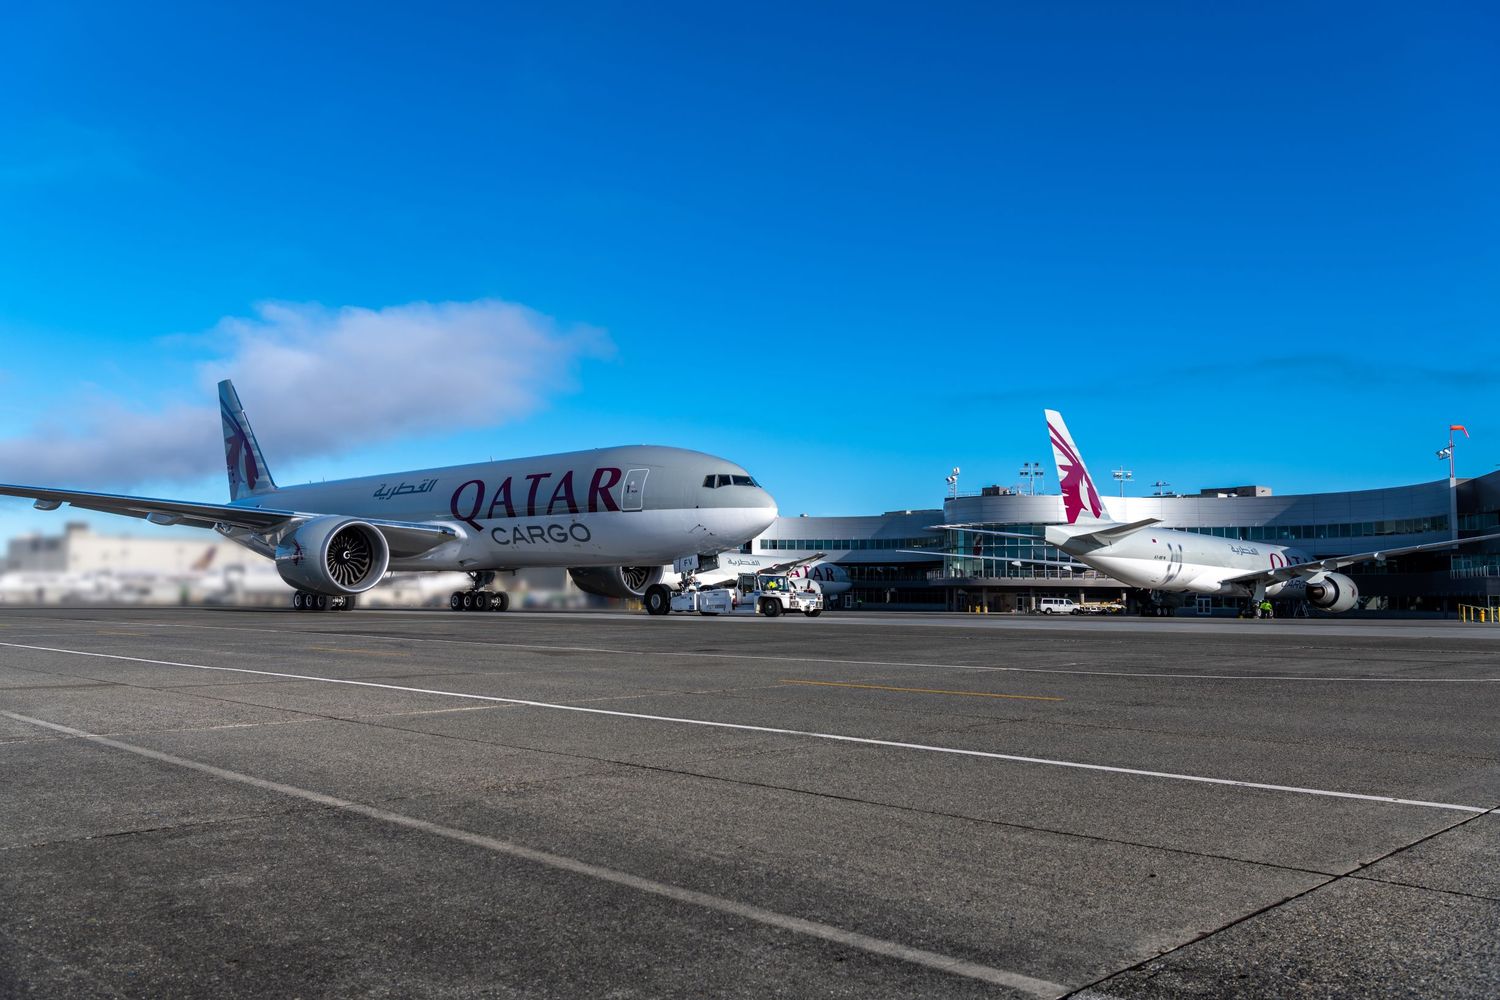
xmin=1439 ymin=425 xmax=1468 ymax=545
xmin=1150 ymin=480 xmax=1172 ymax=497
xmin=1112 ymin=467 xmax=1133 ymax=497
xmin=946 ymin=467 xmax=961 ymax=499
xmin=1439 ymin=424 xmax=1468 ymax=481
xmin=1018 ymin=461 xmax=1044 ymax=496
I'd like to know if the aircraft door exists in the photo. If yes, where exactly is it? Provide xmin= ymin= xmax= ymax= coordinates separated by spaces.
xmin=622 ymin=468 xmax=649 ymax=511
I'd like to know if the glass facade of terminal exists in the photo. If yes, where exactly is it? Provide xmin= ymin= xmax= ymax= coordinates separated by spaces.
xmin=751 ymin=471 xmax=1500 ymax=612
xmin=760 ymin=537 xmax=942 ymax=552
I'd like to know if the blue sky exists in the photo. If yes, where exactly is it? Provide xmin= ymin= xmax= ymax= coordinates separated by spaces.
xmin=2 ymin=2 xmax=1497 ymax=540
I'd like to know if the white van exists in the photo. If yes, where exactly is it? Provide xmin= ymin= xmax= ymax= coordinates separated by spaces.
xmin=1035 ymin=598 xmax=1079 ymax=615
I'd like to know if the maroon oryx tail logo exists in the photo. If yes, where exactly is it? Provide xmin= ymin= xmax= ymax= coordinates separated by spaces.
xmin=1048 ymin=416 xmax=1103 ymax=524
xmin=222 ymin=406 xmax=259 ymax=491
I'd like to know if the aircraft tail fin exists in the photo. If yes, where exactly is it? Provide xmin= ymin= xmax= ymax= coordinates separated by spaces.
xmin=219 ymin=380 xmax=277 ymax=501
xmin=1045 ymin=409 xmax=1108 ymax=524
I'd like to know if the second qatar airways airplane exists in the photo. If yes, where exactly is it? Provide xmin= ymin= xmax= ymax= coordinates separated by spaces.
xmin=955 ymin=410 xmax=1500 ymax=613
xmin=0 ymin=381 xmax=778 ymax=612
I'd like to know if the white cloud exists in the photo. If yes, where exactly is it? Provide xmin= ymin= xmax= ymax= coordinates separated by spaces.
xmin=0 ymin=299 xmax=611 ymax=489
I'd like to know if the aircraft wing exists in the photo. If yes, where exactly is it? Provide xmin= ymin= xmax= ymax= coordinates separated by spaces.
xmin=760 ymin=552 xmax=829 ymax=574
xmin=898 ymin=550 xmax=1088 ymax=570
xmin=1219 ymin=531 xmax=1500 ymax=585
xmin=933 ymin=521 xmax=1165 ymax=546
xmin=928 ymin=524 xmax=1043 ymax=541
xmin=0 ymin=483 xmax=461 ymax=557
xmin=0 ymin=483 xmax=298 ymax=530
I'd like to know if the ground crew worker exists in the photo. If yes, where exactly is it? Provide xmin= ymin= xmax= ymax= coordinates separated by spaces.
xmin=1259 ymin=599 xmax=1273 ymax=619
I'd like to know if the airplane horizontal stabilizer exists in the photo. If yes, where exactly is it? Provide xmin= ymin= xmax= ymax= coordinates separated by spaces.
xmin=1053 ymin=517 xmax=1162 ymax=547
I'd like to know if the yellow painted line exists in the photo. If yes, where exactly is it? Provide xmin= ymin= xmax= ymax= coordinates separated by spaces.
xmin=96 ymin=630 xmax=146 ymax=637
xmin=780 ymin=679 xmax=1063 ymax=702
xmin=310 ymin=646 xmax=410 ymax=658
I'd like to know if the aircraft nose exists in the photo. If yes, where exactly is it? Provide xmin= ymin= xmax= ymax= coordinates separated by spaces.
xmin=752 ymin=487 xmax=779 ymax=528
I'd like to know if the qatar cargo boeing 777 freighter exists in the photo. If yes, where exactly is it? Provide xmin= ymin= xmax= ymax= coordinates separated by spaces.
xmin=0 ymin=381 xmax=779 ymax=612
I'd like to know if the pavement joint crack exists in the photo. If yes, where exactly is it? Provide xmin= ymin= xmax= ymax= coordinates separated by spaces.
xmin=1343 ymin=873 xmax=1500 ymax=905
xmin=1058 ymin=802 xmax=1500 ymax=998
xmin=0 ymin=804 xmax=326 ymax=854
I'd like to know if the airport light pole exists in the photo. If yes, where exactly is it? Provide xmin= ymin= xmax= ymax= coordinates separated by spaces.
xmin=946 ymin=467 xmax=961 ymax=499
xmin=1018 ymin=461 xmax=1043 ymax=496
xmin=1439 ymin=424 xmax=1468 ymax=482
xmin=1112 ymin=467 xmax=1133 ymax=497
xmin=1441 ymin=424 xmax=1468 ymax=545
xmin=1150 ymin=480 xmax=1171 ymax=497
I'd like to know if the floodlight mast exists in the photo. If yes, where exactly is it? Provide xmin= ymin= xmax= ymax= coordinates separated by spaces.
xmin=1018 ymin=461 xmax=1044 ymax=496
xmin=1442 ymin=424 xmax=1469 ymax=481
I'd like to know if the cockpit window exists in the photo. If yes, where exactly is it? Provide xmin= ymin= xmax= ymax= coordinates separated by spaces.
xmin=703 ymin=473 xmax=761 ymax=488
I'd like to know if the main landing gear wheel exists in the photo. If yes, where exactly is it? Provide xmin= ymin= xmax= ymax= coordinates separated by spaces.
xmin=643 ymin=584 xmax=672 ymax=616
xmin=292 ymin=590 xmax=352 ymax=612
xmin=449 ymin=589 xmax=511 ymax=612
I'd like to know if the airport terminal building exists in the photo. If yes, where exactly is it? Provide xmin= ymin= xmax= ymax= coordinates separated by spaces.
xmin=754 ymin=470 xmax=1500 ymax=614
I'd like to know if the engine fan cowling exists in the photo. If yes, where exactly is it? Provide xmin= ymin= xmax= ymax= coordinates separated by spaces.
xmin=275 ymin=517 xmax=390 ymax=595
xmin=568 ymin=565 xmax=666 ymax=600
xmin=1305 ymin=572 xmax=1359 ymax=613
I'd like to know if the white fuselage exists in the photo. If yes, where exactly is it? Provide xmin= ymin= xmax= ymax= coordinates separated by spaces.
xmin=1047 ymin=524 xmax=1311 ymax=598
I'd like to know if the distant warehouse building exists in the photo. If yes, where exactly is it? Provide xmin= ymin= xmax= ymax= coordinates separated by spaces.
xmin=754 ymin=470 xmax=1500 ymax=614
xmin=4 ymin=522 xmax=244 ymax=575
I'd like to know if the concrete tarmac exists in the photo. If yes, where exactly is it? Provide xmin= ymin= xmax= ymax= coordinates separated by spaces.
xmin=2 ymin=607 xmax=1498 ymax=998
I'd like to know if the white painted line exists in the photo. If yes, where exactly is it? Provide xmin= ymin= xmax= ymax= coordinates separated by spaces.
xmin=1 ymin=641 xmax=1489 ymax=814
xmin=3 ymin=710 xmax=1071 ymax=998
xmin=28 ymin=620 xmax=1500 ymax=684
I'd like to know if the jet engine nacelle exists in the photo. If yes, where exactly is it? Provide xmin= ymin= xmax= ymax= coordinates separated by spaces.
xmin=275 ymin=517 xmax=391 ymax=595
xmin=1305 ymin=572 xmax=1359 ymax=613
xmin=567 ymin=565 xmax=666 ymax=600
